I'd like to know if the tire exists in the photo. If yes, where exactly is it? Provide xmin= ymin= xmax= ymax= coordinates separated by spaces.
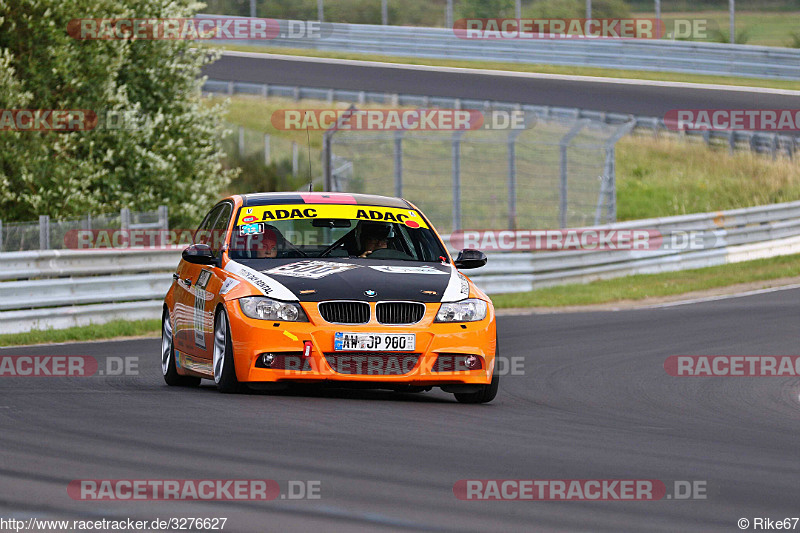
xmin=454 ymin=372 xmax=499 ymax=404
xmin=213 ymin=308 xmax=243 ymax=393
xmin=162 ymin=309 xmax=201 ymax=387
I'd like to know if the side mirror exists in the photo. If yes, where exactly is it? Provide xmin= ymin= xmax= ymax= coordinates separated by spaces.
xmin=182 ymin=243 xmax=217 ymax=265
xmin=454 ymin=249 xmax=487 ymax=270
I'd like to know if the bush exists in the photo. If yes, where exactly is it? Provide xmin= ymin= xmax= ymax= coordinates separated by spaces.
xmin=0 ymin=0 xmax=238 ymax=228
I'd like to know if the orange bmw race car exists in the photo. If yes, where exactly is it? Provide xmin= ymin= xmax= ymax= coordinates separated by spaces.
xmin=161 ymin=192 xmax=498 ymax=403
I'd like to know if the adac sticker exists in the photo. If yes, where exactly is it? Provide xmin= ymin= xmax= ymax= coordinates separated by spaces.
xmin=236 ymin=204 xmax=429 ymax=229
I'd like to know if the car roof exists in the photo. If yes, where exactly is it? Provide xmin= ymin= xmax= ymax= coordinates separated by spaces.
xmin=240 ymin=192 xmax=412 ymax=209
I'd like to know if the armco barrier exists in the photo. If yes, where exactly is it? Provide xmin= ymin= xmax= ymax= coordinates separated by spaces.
xmin=199 ymin=16 xmax=800 ymax=81
xmin=3 ymin=201 xmax=800 ymax=333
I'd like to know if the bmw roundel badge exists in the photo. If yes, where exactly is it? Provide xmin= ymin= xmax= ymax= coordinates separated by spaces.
xmin=364 ymin=290 xmax=377 ymax=297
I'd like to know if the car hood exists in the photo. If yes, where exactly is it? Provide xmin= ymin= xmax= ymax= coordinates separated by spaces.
xmin=227 ymin=258 xmax=467 ymax=303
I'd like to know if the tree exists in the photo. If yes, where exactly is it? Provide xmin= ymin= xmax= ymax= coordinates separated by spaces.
xmin=0 ymin=0 xmax=238 ymax=227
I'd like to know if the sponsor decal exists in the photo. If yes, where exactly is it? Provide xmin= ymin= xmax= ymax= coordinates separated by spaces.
xmin=194 ymin=270 xmax=212 ymax=350
xmin=224 ymin=260 xmax=298 ymax=301
xmin=441 ymin=266 xmax=467 ymax=303
xmin=369 ymin=265 xmax=447 ymax=275
xmin=235 ymin=204 xmax=429 ymax=229
xmin=239 ymin=223 xmax=264 ymax=236
xmin=265 ymin=260 xmax=360 ymax=279
xmin=458 ymin=273 xmax=470 ymax=297
xmin=219 ymin=278 xmax=240 ymax=295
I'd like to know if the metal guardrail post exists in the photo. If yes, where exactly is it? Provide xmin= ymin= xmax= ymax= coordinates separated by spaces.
xmin=394 ymin=131 xmax=403 ymax=198
xmin=559 ymin=120 xmax=590 ymax=229
xmin=121 ymin=208 xmax=131 ymax=230
xmin=0 ymin=219 xmax=3 ymax=253
xmin=39 ymin=215 xmax=50 ymax=250
xmin=158 ymin=205 xmax=169 ymax=231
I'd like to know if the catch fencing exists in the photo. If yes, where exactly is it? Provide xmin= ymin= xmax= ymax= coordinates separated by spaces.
xmin=0 ymin=207 xmax=168 ymax=253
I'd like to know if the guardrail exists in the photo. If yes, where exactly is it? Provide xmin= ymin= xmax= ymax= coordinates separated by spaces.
xmin=200 ymin=16 xmax=800 ymax=81
xmin=3 ymin=201 xmax=800 ymax=333
xmin=204 ymin=79 xmax=799 ymax=157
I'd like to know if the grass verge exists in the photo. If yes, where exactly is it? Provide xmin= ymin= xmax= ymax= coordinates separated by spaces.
xmin=490 ymin=253 xmax=800 ymax=308
xmin=0 ymin=319 xmax=161 ymax=348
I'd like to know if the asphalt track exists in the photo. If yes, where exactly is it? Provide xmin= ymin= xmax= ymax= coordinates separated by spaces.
xmin=1 ymin=289 xmax=799 ymax=532
xmin=204 ymin=52 xmax=800 ymax=116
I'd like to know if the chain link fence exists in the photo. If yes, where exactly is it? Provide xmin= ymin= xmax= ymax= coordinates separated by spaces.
xmin=324 ymin=115 xmax=633 ymax=234
xmin=0 ymin=207 xmax=168 ymax=252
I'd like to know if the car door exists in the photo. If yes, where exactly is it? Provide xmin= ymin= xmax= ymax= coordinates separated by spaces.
xmin=173 ymin=204 xmax=225 ymax=358
xmin=193 ymin=201 xmax=233 ymax=359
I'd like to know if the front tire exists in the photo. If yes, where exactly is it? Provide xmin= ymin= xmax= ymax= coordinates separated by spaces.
xmin=454 ymin=372 xmax=499 ymax=404
xmin=162 ymin=309 xmax=200 ymax=387
xmin=213 ymin=308 xmax=243 ymax=393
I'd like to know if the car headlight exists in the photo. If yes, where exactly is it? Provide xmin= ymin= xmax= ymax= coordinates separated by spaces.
xmin=435 ymin=299 xmax=488 ymax=322
xmin=239 ymin=297 xmax=308 ymax=322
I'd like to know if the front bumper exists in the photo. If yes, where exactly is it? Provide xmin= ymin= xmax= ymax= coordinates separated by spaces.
xmin=226 ymin=300 xmax=497 ymax=385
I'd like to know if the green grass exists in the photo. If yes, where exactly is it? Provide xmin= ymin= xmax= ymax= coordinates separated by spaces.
xmin=640 ymin=10 xmax=800 ymax=47
xmin=209 ymin=43 xmax=800 ymax=91
xmin=490 ymin=252 xmax=800 ymax=308
xmin=0 ymin=319 xmax=161 ymax=347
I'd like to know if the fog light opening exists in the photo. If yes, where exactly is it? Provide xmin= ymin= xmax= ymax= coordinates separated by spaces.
xmin=464 ymin=355 xmax=480 ymax=370
xmin=261 ymin=353 xmax=275 ymax=368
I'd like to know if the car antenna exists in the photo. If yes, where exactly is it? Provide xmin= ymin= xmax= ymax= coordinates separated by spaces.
xmin=305 ymin=111 xmax=313 ymax=192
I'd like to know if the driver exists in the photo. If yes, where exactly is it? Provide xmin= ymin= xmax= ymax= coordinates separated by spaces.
xmin=357 ymin=222 xmax=391 ymax=258
xmin=249 ymin=229 xmax=278 ymax=259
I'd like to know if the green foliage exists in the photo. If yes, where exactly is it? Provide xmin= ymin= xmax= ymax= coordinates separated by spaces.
xmin=788 ymin=30 xmax=800 ymax=47
xmin=456 ymin=0 xmax=516 ymax=18
xmin=0 ymin=0 xmax=238 ymax=227
xmin=525 ymin=0 xmax=630 ymax=19
xmin=708 ymin=27 xmax=752 ymax=44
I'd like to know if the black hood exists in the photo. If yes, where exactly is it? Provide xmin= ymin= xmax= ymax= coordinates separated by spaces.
xmin=236 ymin=258 xmax=452 ymax=302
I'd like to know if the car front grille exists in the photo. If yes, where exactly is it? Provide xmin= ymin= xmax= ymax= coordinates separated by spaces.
xmin=376 ymin=302 xmax=426 ymax=325
xmin=318 ymin=301 xmax=370 ymax=324
xmin=324 ymin=352 xmax=420 ymax=375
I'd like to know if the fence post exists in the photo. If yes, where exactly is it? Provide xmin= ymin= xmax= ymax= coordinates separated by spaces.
xmin=595 ymin=121 xmax=635 ymax=225
xmin=323 ymin=132 xmax=332 ymax=191
xmin=451 ymin=132 xmax=464 ymax=232
xmin=264 ymin=134 xmax=271 ymax=165
xmin=394 ymin=131 xmax=403 ymax=198
xmin=559 ymin=120 xmax=589 ymax=229
xmin=158 ymin=205 xmax=169 ymax=231
xmin=238 ymin=126 xmax=245 ymax=155
xmin=507 ymin=127 xmax=526 ymax=230
xmin=0 ymin=219 xmax=3 ymax=253
xmin=292 ymin=142 xmax=299 ymax=176
xmin=39 ymin=215 xmax=50 ymax=250
xmin=120 ymin=208 xmax=130 ymax=230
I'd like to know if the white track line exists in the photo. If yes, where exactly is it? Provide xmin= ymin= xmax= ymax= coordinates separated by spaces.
xmin=644 ymin=283 xmax=800 ymax=309
xmin=221 ymin=50 xmax=800 ymax=96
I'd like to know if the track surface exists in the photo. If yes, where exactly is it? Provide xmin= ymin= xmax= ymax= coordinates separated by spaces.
xmin=204 ymin=52 xmax=800 ymax=116
xmin=1 ymin=290 xmax=799 ymax=531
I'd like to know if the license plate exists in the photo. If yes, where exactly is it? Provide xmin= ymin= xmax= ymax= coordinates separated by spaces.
xmin=334 ymin=332 xmax=416 ymax=352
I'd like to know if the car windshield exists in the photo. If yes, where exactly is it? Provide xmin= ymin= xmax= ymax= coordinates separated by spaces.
xmin=228 ymin=205 xmax=447 ymax=262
